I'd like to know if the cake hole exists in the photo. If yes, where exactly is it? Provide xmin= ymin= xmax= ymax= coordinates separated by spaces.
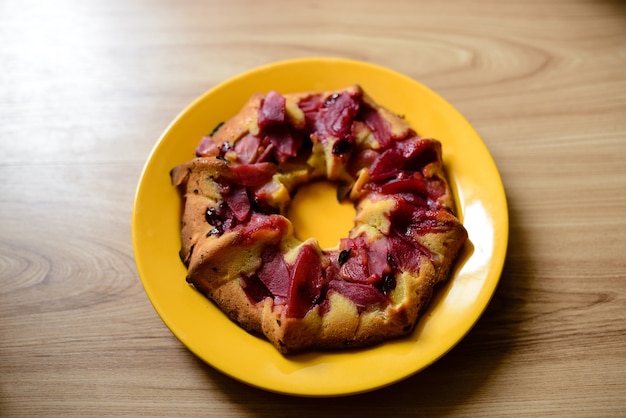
xmin=287 ymin=181 xmax=356 ymax=249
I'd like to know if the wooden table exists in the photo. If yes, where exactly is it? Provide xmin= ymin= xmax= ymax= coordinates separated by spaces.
xmin=2 ymin=0 xmax=625 ymax=415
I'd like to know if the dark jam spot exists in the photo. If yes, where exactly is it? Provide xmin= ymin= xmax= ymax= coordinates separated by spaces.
xmin=387 ymin=253 xmax=397 ymax=268
xmin=338 ymin=248 xmax=352 ymax=265
xmin=205 ymin=207 xmax=227 ymax=235
xmin=332 ymin=138 xmax=352 ymax=155
xmin=313 ymin=292 xmax=326 ymax=305
xmin=251 ymin=194 xmax=279 ymax=216
xmin=205 ymin=207 xmax=218 ymax=224
xmin=220 ymin=141 xmax=232 ymax=152
xmin=381 ymin=273 xmax=397 ymax=296
xmin=216 ymin=155 xmax=230 ymax=163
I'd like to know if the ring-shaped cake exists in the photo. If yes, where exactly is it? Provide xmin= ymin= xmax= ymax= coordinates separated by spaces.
xmin=171 ymin=85 xmax=467 ymax=354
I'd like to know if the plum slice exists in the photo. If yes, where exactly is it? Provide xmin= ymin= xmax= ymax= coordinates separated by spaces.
xmin=285 ymin=243 xmax=324 ymax=318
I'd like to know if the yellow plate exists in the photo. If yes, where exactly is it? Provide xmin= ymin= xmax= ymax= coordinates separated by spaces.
xmin=132 ymin=57 xmax=508 ymax=397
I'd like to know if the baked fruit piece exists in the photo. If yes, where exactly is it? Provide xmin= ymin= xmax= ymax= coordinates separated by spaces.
xmin=171 ymin=85 xmax=467 ymax=354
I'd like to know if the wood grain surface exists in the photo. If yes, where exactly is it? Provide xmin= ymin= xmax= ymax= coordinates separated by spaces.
xmin=1 ymin=0 xmax=625 ymax=416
